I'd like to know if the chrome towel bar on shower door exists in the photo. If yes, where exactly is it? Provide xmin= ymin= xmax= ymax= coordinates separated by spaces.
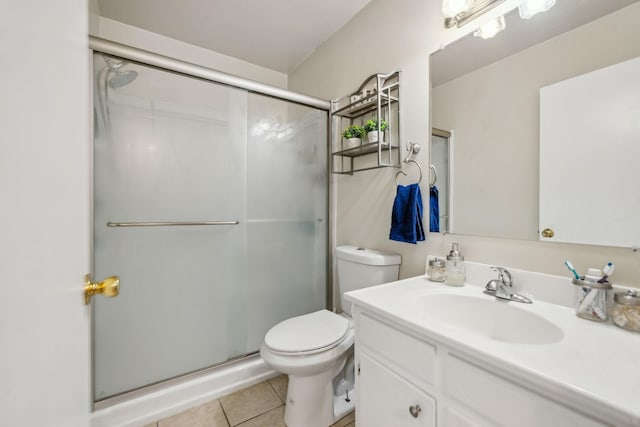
xmin=107 ymin=221 xmax=240 ymax=227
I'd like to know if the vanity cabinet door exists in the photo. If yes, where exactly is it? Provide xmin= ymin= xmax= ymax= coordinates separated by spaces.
xmin=444 ymin=354 xmax=609 ymax=427
xmin=358 ymin=313 xmax=437 ymax=391
xmin=441 ymin=406 xmax=490 ymax=427
xmin=358 ymin=351 xmax=436 ymax=427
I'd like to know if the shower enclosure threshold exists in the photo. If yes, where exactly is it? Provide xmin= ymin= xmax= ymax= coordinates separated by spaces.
xmin=92 ymin=354 xmax=275 ymax=427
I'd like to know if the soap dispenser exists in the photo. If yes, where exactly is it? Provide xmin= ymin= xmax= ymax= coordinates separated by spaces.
xmin=445 ymin=243 xmax=466 ymax=287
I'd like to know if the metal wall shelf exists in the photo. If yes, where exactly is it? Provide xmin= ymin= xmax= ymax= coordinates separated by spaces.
xmin=333 ymin=142 xmax=399 ymax=158
xmin=332 ymin=88 xmax=399 ymax=119
xmin=331 ymin=71 xmax=401 ymax=175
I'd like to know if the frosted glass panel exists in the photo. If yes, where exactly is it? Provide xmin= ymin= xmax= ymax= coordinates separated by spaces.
xmin=245 ymin=95 xmax=328 ymax=349
xmin=93 ymin=55 xmax=248 ymax=399
xmin=92 ymin=54 xmax=327 ymax=400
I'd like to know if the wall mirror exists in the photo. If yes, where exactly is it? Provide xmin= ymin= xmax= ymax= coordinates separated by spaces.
xmin=429 ymin=0 xmax=640 ymax=246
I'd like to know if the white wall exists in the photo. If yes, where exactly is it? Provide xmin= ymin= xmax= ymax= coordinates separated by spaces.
xmin=432 ymin=5 xmax=640 ymax=240
xmin=289 ymin=0 xmax=640 ymax=288
xmin=0 ymin=1 xmax=91 ymax=426
xmin=94 ymin=17 xmax=288 ymax=89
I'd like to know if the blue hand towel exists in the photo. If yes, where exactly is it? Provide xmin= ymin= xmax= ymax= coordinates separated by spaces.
xmin=430 ymin=185 xmax=440 ymax=233
xmin=389 ymin=183 xmax=425 ymax=244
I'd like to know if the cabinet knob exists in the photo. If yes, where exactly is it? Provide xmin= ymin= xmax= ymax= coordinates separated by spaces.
xmin=409 ymin=404 xmax=421 ymax=418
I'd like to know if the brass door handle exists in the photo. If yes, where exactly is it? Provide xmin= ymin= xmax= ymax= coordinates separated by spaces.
xmin=84 ymin=274 xmax=120 ymax=305
xmin=541 ymin=228 xmax=555 ymax=238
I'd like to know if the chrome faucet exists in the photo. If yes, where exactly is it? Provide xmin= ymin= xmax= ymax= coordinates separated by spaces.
xmin=492 ymin=266 xmax=512 ymax=300
xmin=484 ymin=266 xmax=532 ymax=304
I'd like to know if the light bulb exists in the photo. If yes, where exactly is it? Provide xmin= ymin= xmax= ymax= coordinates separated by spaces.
xmin=473 ymin=15 xmax=506 ymax=39
xmin=442 ymin=0 xmax=473 ymax=19
xmin=518 ymin=0 xmax=556 ymax=19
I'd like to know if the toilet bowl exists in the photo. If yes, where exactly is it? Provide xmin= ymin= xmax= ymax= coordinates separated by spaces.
xmin=260 ymin=310 xmax=354 ymax=427
xmin=260 ymin=246 xmax=401 ymax=427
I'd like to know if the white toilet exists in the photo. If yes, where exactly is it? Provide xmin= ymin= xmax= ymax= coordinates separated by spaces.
xmin=260 ymin=245 xmax=401 ymax=427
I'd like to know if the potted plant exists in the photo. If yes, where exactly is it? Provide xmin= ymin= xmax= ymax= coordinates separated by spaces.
xmin=364 ymin=119 xmax=388 ymax=143
xmin=342 ymin=125 xmax=365 ymax=149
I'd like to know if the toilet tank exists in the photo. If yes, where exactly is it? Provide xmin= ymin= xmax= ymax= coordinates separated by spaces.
xmin=336 ymin=245 xmax=401 ymax=315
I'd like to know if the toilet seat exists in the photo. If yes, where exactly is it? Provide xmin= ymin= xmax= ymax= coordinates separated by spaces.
xmin=264 ymin=309 xmax=350 ymax=356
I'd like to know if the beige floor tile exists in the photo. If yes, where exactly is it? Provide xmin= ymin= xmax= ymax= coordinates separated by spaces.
xmin=158 ymin=399 xmax=229 ymax=427
xmin=143 ymin=423 xmax=158 ymax=427
xmin=331 ymin=411 xmax=355 ymax=427
xmin=267 ymin=375 xmax=288 ymax=403
xmin=220 ymin=381 xmax=282 ymax=426
xmin=234 ymin=406 xmax=286 ymax=427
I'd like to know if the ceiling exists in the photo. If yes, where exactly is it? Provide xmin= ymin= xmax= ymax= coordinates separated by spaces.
xmin=97 ymin=0 xmax=372 ymax=74
xmin=431 ymin=0 xmax=640 ymax=86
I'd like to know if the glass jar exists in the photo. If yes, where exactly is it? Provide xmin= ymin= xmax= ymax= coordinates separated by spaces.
xmin=444 ymin=243 xmax=466 ymax=287
xmin=445 ymin=259 xmax=466 ymax=286
xmin=612 ymin=289 xmax=640 ymax=332
xmin=572 ymin=278 xmax=611 ymax=322
xmin=427 ymin=258 xmax=446 ymax=282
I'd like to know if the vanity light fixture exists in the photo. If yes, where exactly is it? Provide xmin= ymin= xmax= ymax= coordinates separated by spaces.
xmin=519 ymin=0 xmax=556 ymax=19
xmin=443 ymin=0 xmax=556 ymax=29
xmin=442 ymin=0 xmax=506 ymax=28
xmin=442 ymin=0 xmax=474 ymax=19
xmin=473 ymin=15 xmax=506 ymax=39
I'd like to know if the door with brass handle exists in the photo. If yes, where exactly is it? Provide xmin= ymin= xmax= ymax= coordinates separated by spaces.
xmin=84 ymin=274 xmax=120 ymax=305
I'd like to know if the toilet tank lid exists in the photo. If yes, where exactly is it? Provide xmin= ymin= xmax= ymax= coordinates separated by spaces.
xmin=336 ymin=245 xmax=401 ymax=266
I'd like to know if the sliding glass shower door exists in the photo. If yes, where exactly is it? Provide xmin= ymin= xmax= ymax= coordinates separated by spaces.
xmin=92 ymin=54 xmax=327 ymax=400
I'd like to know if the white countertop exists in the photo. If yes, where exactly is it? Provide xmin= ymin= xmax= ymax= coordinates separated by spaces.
xmin=345 ymin=276 xmax=640 ymax=426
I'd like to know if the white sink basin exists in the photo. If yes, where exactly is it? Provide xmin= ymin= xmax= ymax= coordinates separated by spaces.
xmin=421 ymin=294 xmax=564 ymax=344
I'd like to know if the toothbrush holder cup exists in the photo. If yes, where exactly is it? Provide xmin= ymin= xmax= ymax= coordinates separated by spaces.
xmin=572 ymin=278 xmax=612 ymax=322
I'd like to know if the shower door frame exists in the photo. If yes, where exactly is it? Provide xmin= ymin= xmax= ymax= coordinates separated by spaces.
xmin=89 ymin=36 xmax=334 ymax=408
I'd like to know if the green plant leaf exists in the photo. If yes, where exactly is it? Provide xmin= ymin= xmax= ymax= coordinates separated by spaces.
xmin=342 ymin=125 xmax=365 ymax=139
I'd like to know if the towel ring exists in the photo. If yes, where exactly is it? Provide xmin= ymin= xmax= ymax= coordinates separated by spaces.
xmin=429 ymin=164 xmax=437 ymax=187
xmin=395 ymin=159 xmax=423 ymax=185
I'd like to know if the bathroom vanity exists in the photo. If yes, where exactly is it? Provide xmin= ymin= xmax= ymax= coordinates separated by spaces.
xmin=345 ymin=269 xmax=640 ymax=427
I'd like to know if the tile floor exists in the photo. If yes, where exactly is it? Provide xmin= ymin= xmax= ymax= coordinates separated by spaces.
xmin=143 ymin=375 xmax=355 ymax=427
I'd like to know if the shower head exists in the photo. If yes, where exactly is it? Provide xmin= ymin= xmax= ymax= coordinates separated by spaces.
xmin=96 ymin=54 xmax=139 ymax=138
xmin=101 ymin=55 xmax=138 ymax=89
xmin=108 ymin=70 xmax=138 ymax=89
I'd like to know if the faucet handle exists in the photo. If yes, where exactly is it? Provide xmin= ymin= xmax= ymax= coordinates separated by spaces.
xmin=490 ymin=266 xmax=512 ymax=287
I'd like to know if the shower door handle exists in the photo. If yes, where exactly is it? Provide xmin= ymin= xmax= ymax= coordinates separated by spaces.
xmin=84 ymin=274 xmax=120 ymax=305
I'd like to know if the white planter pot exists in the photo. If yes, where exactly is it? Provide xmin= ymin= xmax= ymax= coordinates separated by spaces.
xmin=367 ymin=131 xmax=384 ymax=144
xmin=344 ymin=137 xmax=362 ymax=149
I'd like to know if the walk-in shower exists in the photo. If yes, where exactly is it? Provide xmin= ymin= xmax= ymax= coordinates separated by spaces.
xmin=91 ymin=46 xmax=329 ymax=409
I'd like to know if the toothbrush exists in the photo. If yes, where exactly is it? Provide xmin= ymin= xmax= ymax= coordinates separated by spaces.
xmin=598 ymin=262 xmax=614 ymax=283
xmin=564 ymin=260 xmax=581 ymax=280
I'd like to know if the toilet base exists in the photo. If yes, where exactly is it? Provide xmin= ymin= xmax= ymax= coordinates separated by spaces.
xmin=283 ymin=369 xmax=355 ymax=427
xmin=333 ymin=387 xmax=356 ymax=421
